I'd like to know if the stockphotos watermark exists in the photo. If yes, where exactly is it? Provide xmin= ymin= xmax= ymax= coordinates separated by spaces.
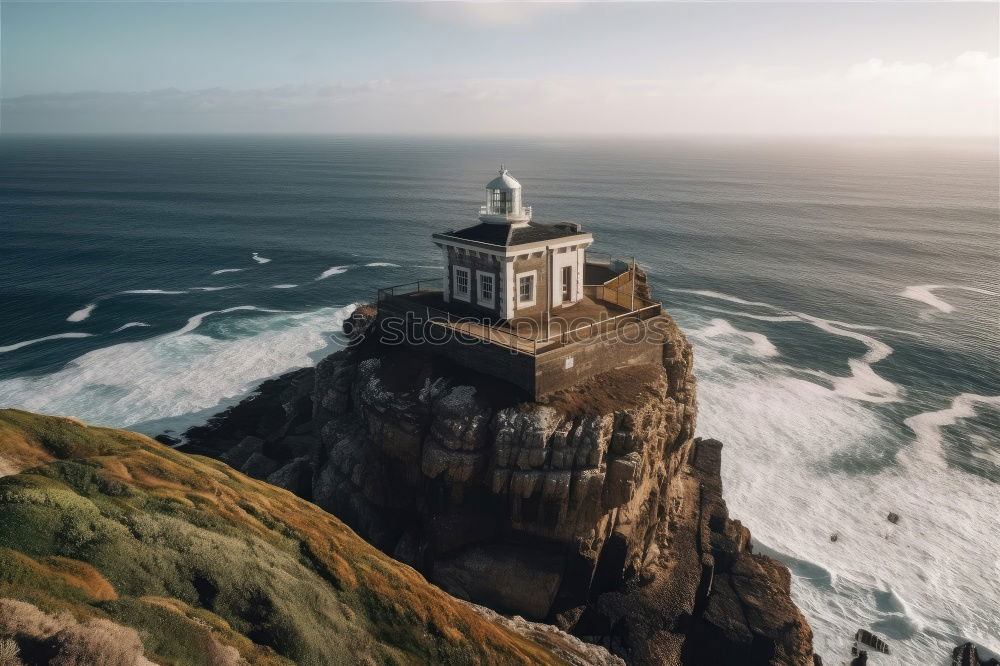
xmin=330 ymin=311 xmax=670 ymax=353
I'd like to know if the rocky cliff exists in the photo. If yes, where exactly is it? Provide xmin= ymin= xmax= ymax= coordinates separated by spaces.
xmin=0 ymin=408 xmax=618 ymax=666
xmin=184 ymin=299 xmax=817 ymax=665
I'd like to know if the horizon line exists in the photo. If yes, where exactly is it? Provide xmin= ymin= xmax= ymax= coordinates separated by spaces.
xmin=2 ymin=131 xmax=997 ymax=140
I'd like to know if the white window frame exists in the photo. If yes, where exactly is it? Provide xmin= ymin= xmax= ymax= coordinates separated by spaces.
xmin=453 ymin=266 xmax=471 ymax=302
xmin=476 ymin=270 xmax=496 ymax=308
xmin=515 ymin=269 xmax=537 ymax=309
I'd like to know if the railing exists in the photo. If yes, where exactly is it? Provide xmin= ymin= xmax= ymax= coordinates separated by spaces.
xmin=421 ymin=304 xmax=544 ymax=355
xmin=586 ymin=253 xmax=634 ymax=276
xmin=478 ymin=205 xmax=532 ymax=219
xmin=377 ymin=274 xmax=663 ymax=356
xmin=528 ymin=301 xmax=663 ymax=349
xmin=377 ymin=277 xmax=444 ymax=302
xmin=379 ymin=283 xmax=544 ymax=355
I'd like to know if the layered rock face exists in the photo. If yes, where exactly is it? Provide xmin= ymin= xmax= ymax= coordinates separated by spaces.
xmin=185 ymin=303 xmax=816 ymax=665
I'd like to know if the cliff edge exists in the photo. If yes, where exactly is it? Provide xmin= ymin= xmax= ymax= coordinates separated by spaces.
xmin=184 ymin=299 xmax=816 ymax=665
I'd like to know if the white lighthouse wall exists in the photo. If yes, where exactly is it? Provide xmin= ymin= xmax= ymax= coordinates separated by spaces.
xmin=551 ymin=247 xmax=584 ymax=307
xmin=501 ymin=260 xmax=515 ymax=318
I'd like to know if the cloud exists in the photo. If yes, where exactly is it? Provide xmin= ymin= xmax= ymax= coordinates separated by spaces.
xmin=2 ymin=52 xmax=996 ymax=135
xmin=847 ymin=51 xmax=998 ymax=90
xmin=414 ymin=2 xmax=579 ymax=27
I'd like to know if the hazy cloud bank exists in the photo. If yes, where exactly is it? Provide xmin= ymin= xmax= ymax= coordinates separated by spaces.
xmin=3 ymin=52 xmax=995 ymax=135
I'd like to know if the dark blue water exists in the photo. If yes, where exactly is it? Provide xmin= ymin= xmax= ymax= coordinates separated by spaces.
xmin=1 ymin=135 xmax=997 ymax=663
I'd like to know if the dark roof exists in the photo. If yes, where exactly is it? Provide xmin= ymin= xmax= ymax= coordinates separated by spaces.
xmin=437 ymin=222 xmax=587 ymax=248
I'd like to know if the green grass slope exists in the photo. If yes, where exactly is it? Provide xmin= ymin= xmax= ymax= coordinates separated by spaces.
xmin=0 ymin=409 xmax=567 ymax=666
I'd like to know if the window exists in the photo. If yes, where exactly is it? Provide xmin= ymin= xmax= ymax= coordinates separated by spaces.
xmin=519 ymin=275 xmax=534 ymax=302
xmin=490 ymin=189 xmax=510 ymax=213
xmin=515 ymin=270 xmax=537 ymax=308
xmin=455 ymin=267 xmax=469 ymax=297
xmin=479 ymin=273 xmax=494 ymax=303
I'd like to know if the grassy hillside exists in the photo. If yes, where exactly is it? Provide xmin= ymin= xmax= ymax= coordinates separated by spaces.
xmin=0 ymin=409 xmax=568 ymax=666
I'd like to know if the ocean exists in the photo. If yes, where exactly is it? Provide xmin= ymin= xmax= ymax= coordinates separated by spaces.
xmin=1 ymin=135 xmax=997 ymax=664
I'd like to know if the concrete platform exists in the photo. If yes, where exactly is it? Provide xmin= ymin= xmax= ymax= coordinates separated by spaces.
xmin=383 ymin=290 xmax=649 ymax=354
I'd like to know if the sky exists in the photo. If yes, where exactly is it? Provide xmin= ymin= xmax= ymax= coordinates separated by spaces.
xmin=1 ymin=1 xmax=997 ymax=135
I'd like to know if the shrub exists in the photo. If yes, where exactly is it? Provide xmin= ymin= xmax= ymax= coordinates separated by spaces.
xmin=47 ymin=618 xmax=145 ymax=666
xmin=0 ymin=598 xmax=69 ymax=639
xmin=204 ymin=637 xmax=249 ymax=666
xmin=0 ymin=638 xmax=23 ymax=666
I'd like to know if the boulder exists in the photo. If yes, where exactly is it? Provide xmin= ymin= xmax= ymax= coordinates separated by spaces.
xmin=432 ymin=545 xmax=566 ymax=619
xmin=219 ymin=435 xmax=263 ymax=468
xmin=240 ymin=452 xmax=280 ymax=479
xmin=266 ymin=456 xmax=313 ymax=498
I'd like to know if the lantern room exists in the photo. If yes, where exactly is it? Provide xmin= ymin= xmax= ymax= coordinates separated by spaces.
xmin=480 ymin=166 xmax=531 ymax=224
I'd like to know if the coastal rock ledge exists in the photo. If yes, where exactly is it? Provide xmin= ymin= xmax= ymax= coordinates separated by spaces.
xmin=185 ymin=304 xmax=817 ymax=665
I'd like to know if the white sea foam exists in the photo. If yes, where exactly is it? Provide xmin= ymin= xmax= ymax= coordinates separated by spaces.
xmin=794 ymin=312 xmax=900 ymax=404
xmin=119 ymin=289 xmax=188 ymax=295
xmin=67 ymin=303 xmax=97 ymax=322
xmin=698 ymin=318 xmax=779 ymax=358
xmin=686 ymin=310 xmax=1000 ymax=664
xmin=365 ymin=262 xmax=400 ymax=267
xmin=252 ymin=252 xmax=271 ymax=264
xmin=903 ymin=393 xmax=1000 ymax=469
xmin=168 ymin=306 xmax=288 ymax=337
xmin=0 ymin=332 xmax=94 ymax=354
xmin=111 ymin=322 xmax=150 ymax=333
xmin=667 ymin=288 xmax=781 ymax=309
xmin=899 ymin=284 xmax=998 ymax=314
xmin=190 ymin=285 xmax=239 ymax=292
xmin=316 ymin=265 xmax=351 ymax=280
xmin=699 ymin=305 xmax=912 ymax=335
xmin=677 ymin=289 xmax=901 ymax=403
xmin=271 ymin=284 xmax=298 ymax=289
xmin=0 ymin=304 xmax=356 ymax=431
xmin=211 ymin=268 xmax=245 ymax=275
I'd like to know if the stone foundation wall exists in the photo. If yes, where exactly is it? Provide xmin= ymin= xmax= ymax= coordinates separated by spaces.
xmin=534 ymin=316 xmax=667 ymax=396
xmin=376 ymin=298 xmax=666 ymax=400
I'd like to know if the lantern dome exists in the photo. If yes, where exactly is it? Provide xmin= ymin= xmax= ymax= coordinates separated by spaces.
xmin=486 ymin=167 xmax=521 ymax=191
xmin=480 ymin=166 xmax=531 ymax=225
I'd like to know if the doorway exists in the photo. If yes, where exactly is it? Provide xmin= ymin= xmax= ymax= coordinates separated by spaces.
xmin=561 ymin=266 xmax=572 ymax=303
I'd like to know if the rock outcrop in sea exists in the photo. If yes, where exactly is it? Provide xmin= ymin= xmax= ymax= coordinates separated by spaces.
xmin=185 ymin=291 xmax=818 ymax=665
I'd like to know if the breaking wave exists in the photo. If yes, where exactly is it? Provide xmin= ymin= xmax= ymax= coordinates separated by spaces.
xmin=0 ymin=332 xmax=94 ymax=354
xmin=67 ymin=303 xmax=97 ymax=322
xmin=168 ymin=306 xmax=288 ymax=337
xmin=898 ymin=285 xmax=997 ymax=314
xmin=211 ymin=268 xmax=245 ymax=275
xmin=316 ymin=265 xmax=351 ymax=280
xmin=0 ymin=304 xmax=356 ymax=431
xmin=679 ymin=295 xmax=1000 ymax=664
xmin=365 ymin=262 xmax=400 ymax=267
xmin=672 ymin=289 xmax=900 ymax=403
xmin=118 ymin=289 xmax=188 ymax=295
xmin=111 ymin=322 xmax=151 ymax=333
xmin=697 ymin=318 xmax=779 ymax=358
xmin=271 ymin=284 xmax=298 ymax=289
xmin=903 ymin=393 xmax=1000 ymax=469
xmin=252 ymin=252 xmax=271 ymax=264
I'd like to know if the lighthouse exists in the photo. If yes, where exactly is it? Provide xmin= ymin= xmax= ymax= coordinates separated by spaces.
xmin=376 ymin=166 xmax=663 ymax=399
xmin=432 ymin=167 xmax=593 ymax=320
